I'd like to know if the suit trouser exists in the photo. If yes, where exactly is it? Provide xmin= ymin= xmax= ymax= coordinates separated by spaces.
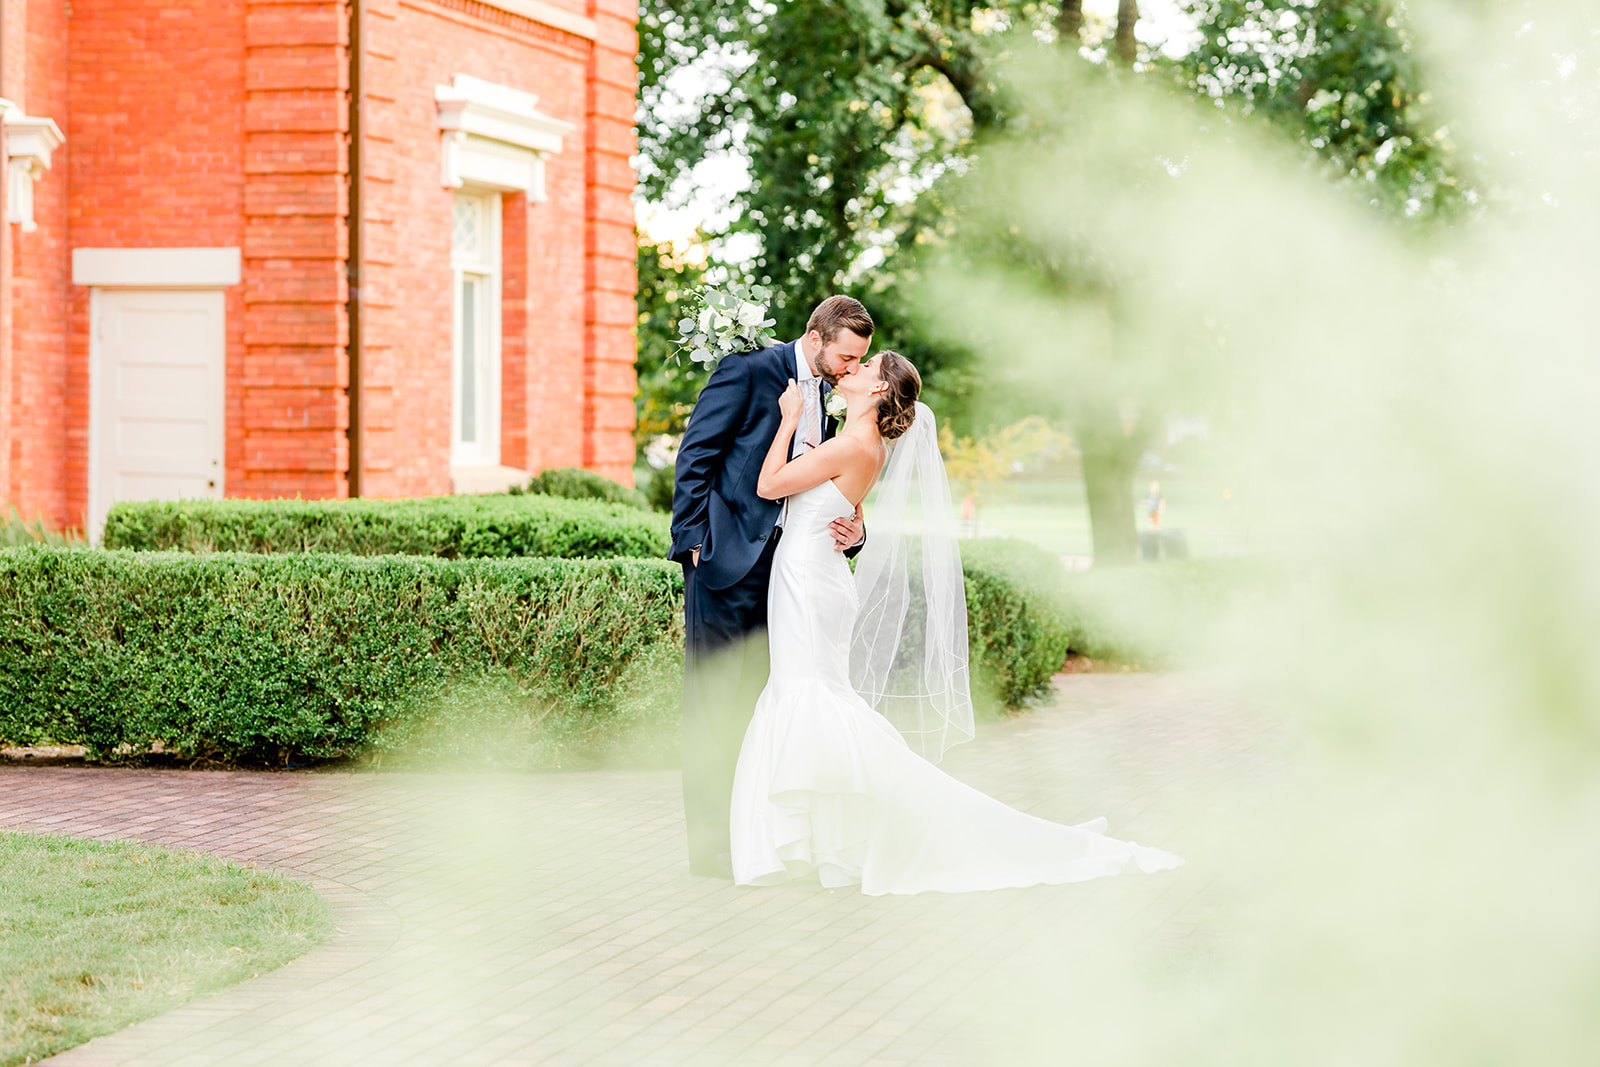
xmin=680 ymin=532 xmax=781 ymax=872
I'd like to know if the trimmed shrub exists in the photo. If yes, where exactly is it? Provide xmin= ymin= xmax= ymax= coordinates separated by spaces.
xmin=0 ymin=547 xmax=683 ymax=767
xmin=959 ymin=539 xmax=1075 ymax=711
xmin=639 ymin=465 xmax=675 ymax=514
xmin=509 ymin=466 xmax=651 ymax=511
xmin=101 ymin=495 xmax=668 ymax=560
xmin=0 ymin=537 xmax=1228 ymax=766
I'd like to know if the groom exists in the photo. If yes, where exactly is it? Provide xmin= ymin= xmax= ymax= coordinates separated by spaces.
xmin=670 ymin=295 xmax=874 ymax=877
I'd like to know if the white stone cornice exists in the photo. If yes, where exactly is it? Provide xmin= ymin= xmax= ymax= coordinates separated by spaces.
xmin=437 ymin=74 xmax=573 ymax=199
xmin=475 ymin=0 xmax=598 ymax=41
xmin=6 ymin=110 xmax=65 ymax=233
xmin=5 ymin=111 xmax=65 ymax=174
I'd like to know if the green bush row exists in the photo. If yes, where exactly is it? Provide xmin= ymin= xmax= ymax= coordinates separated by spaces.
xmin=0 ymin=539 xmax=1088 ymax=764
xmin=101 ymin=494 xmax=669 ymax=560
xmin=0 ymin=547 xmax=685 ymax=768
xmin=509 ymin=466 xmax=653 ymax=511
xmin=960 ymin=539 xmax=1076 ymax=710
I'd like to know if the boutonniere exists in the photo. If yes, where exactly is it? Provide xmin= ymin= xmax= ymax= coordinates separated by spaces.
xmin=824 ymin=390 xmax=848 ymax=429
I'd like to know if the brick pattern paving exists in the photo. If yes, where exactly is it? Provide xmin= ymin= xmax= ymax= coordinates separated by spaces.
xmin=0 ymin=674 xmax=1275 ymax=1066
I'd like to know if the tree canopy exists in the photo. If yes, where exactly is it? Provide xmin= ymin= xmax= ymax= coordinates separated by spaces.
xmin=634 ymin=0 xmax=1467 ymax=559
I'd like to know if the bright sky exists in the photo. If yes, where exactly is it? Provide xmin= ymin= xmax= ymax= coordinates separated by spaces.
xmin=637 ymin=1 xmax=1203 ymax=255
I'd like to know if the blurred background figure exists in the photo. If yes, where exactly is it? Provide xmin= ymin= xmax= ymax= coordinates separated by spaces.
xmin=1143 ymin=481 xmax=1164 ymax=530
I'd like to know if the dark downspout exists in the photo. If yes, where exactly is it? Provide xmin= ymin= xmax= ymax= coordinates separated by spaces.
xmin=345 ymin=0 xmax=364 ymax=497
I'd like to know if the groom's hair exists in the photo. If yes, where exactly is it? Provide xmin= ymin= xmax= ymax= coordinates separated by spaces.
xmin=806 ymin=296 xmax=874 ymax=345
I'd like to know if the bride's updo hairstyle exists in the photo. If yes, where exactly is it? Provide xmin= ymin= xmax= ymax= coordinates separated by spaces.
xmin=873 ymin=351 xmax=922 ymax=440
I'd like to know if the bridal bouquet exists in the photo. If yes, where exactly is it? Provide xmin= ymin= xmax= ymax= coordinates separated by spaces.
xmin=673 ymin=282 xmax=777 ymax=371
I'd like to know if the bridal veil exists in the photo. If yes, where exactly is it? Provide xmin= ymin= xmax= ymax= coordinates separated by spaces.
xmin=848 ymin=401 xmax=975 ymax=763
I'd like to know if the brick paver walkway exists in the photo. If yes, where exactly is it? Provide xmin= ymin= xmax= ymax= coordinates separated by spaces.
xmin=1 ymin=674 xmax=1278 ymax=1066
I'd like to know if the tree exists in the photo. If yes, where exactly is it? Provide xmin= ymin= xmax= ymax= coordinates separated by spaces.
xmin=636 ymin=0 xmax=1458 ymax=563
xmin=1176 ymin=0 xmax=1468 ymax=220
xmin=634 ymin=232 xmax=706 ymax=455
xmin=636 ymin=0 xmax=1141 ymax=429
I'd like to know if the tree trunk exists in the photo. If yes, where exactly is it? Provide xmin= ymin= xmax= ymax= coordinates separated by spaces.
xmin=1079 ymin=434 xmax=1143 ymax=567
xmin=1057 ymin=0 xmax=1084 ymax=41
xmin=1066 ymin=381 xmax=1156 ymax=568
xmin=1114 ymin=0 xmax=1139 ymax=65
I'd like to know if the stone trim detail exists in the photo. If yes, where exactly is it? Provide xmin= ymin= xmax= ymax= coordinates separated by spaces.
xmin=72 ymin=248 xmax=243 ymax=288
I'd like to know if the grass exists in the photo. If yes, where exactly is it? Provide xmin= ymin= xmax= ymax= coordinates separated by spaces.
xmin=0 ymin=832 xmax=332 ymax=1066
xmin=968 ymin=474 xmax=1252 ymax=559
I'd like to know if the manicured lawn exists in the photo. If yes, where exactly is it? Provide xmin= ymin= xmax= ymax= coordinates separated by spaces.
xmin=967 ymin=475 xmax=1251 ymax=559
xmin=0 ymin=831 xmax=331 ymax=1067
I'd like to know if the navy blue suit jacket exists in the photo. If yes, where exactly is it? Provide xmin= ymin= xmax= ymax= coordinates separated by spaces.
xmin=670 ymin=341 xmax=840 ymax=591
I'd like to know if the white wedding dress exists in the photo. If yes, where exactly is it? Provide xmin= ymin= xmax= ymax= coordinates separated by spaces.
xmin=729 ymin=478 xmax=1183 ymax=895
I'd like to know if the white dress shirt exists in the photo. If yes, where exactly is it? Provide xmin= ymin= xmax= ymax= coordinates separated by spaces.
xmin=778 ymin=339 xmax=822 ymax=529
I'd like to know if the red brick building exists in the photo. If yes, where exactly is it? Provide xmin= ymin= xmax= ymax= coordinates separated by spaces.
xmin=0 ymin=0 xmax=638 ymax=537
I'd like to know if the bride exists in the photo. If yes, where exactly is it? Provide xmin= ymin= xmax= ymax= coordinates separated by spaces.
xmin=730 ymin=350 xmax=1183 ymax=895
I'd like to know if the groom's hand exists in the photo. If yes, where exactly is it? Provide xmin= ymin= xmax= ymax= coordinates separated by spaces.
xmin=829 ymin=505 xmax=865 ymax=552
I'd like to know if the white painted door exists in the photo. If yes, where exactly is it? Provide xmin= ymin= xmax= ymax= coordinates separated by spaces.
xmin=90 ymin=289 xmax=226 ymax=540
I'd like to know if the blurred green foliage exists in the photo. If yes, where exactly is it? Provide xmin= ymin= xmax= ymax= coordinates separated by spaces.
xmin=510 ymin=466 xmax=652 ymax=511
xmin=963 ymin=538 xmax=1259 ymax=672
xmin=635 ymin=235 xmax=706 ymax=454
xmin=639 ymin=465 xmax=676 ymax=514
xmin=101 ymin=495 xmax=668 ymax=560
xmin=0 ymin=506 xmax=79 ymax=548
xmin=1176 ymin=0 xmax=1470 ymax=221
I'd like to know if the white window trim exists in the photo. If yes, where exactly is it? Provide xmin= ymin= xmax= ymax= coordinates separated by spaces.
xmin=72 ymin=247 xmax=242 ymax=288
xmin=436 ymin=74 xmax=573 ymax=202
xmin=450 ymin=190 xmax=502 ymax=470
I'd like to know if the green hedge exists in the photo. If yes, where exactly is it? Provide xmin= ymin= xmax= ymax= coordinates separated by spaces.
xmin=509 ymin=466 xmax=652 ymax=511
xmin=0 ymin=540 xmax=1205 ymax=766
xmin=0 ymin=547 xmax=683 ymax=767
xmin=101 ymin=495 xmax=669 ymax=560
xmin=960 ymin=539 xmax=1075 ymax=710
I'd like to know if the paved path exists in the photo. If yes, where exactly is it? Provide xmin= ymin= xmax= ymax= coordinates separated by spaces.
xmin=1 ymin=674 xmax=1278 ymax=1066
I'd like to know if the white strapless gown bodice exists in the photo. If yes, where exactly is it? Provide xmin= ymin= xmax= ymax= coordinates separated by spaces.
xmin=729 ymin=480 xmax=1183 ymax=895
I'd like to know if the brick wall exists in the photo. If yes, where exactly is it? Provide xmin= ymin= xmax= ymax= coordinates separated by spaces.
xmin=1 ymin=0 xmax=637 ymax=520
xmin=0 ymin=0 xmax=16 ymax=512
xmin=66 ymin=0 xmax=250 ymax=524
xmin=583 ymin=0 xmax=638 ymax=485
xmin=358 ymin=0 xmax=600 ymax=498
xmin=242 ymin=0 xmax=350 ymax=498
xmin=8 ymin=0 xmax=71 ymax=526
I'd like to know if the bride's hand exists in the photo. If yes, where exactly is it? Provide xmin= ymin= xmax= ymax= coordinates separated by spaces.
xmin=778 ymin=380 xmax=804 ymax=422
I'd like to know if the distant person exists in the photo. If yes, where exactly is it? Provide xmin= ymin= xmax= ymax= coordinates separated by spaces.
xmin=1144 ymin=480 xmax=1165 ymax=530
